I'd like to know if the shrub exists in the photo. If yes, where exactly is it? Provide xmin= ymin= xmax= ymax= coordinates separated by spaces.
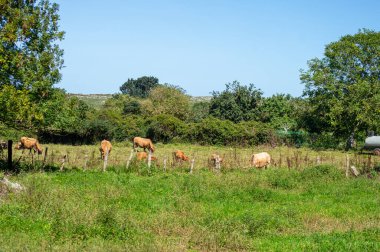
xmin=190 ymin=117 xmax=239 ymax=145
xmin=146 ymin=114 xmax=188 ymax=143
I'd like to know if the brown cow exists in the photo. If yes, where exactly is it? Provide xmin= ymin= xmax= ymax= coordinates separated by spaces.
xmin=173 ymin=150 xmax=189 ymax=162
xmin=133 ymin=137 xmax=155 ymax=153
xmin=99 ymin=139 xmax=112 ymax=160
xmin=15 ymin=137 xmax=43 ymax=154
xmin=251 ymin=152 xmax=271 ymax=169
xmin=0 ymin=140 xmax=7 ymax=157
xmin=211 ymin=153 xmax=223 ymax=163
xmin=136 ymin=151 xmax=157 ymax=161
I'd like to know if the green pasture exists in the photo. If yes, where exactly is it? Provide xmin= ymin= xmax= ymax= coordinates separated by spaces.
xmin=7 ymin=143 xmax=380 ymax=173
xmin=0 ymin=145 xmax=379 ymax=251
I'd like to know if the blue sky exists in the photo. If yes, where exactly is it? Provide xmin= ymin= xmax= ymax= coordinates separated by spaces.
xmin=55 ymin=0 xmax=380 ymax=97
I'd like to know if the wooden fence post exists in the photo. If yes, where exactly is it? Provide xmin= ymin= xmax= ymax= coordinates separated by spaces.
xmin=7 ymin=140 xmax=12 ymax=171
xmin=163 ymin=158 xmax=167 ymax=172
xmin=42 ymin=147 xmax=48 ymax=164
xmin=126 ymin=149 xmax=134 ymax=169
xmin=190 ymin=159 xmax=195 ymax=174
xmin=215 ymin=156 xmax=221 ymax=171
xmin=148 ymin=150 xmax=152 ymax=168
xmin=345 ymin=154 xmax=349 ymax=178
xmin=103 ymin=147 xmax=109 ymax=172
xmin=60 ymin=155 xmax=67 ymax=171
xmin=84 ymin=154 xmax=89 ymax=170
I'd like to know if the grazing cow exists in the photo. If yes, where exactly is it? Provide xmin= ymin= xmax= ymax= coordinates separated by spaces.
xmin=251 ymin=152 xmax=271 ymax=169
xmin=210 ymin=154 xmax=223 ymax=164
xmin=0 ymin=141 xmax=7 ymax=150
xmin=99 ymin=140 xmax=112 ymax=160
xmin=173 ymin=150 xmax=189 ymax=162
xmin=136 ymin=151 xmax=157 ymax=161
xmin=0 ymin=141 xmax=7 ymax=157
xmin=133 ymin=137 xmax=155 ymax=153
xmin=15 ymin=137 xmax=43 ymax=154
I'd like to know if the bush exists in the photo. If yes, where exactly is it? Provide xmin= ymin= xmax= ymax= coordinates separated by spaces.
xmin=189 ymin=117 xmax=239 ymax=145
xmin=111 ymin=116 xmax=146 ymax=142
xmin=146 ymin=114 xmax=188 ymax=143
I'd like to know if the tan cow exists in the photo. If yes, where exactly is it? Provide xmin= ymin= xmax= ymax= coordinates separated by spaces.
xmin=136 ymin=151 xmax=157 ymax=161
xmin=15 ymin=137 xmax=43 ymax=154
xmin=99 ymin=139 xmax=112 ymax=160
xmin=0 ymin=140 xmax=7 ymax=157
xmin=133 ymin=137 xmax=155 ymax=153
xmin=251 ymin=152 xmax=271 ymax=169
xmin=173 ymin=150 xmax=189 ymax=162
xmin=210 ymin=153 xmax=223 ymax=164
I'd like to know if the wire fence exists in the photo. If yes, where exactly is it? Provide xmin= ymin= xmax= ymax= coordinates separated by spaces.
xmin=1 ymin=141 xmax=379 ymax=175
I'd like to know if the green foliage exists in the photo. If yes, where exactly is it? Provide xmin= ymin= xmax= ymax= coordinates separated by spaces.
xmin=301 ymin=29 xmax=380 ymax=140
xmin=0 ymin=169 xmax=379 ymax=251
xmin=209 ymin=81 xmax=263 ymax=123
xmin=146 ymin=114 xmax=187 ymax=143
xmin=0 ymin=122 xmax=30 ymax=140
xmin=260 ymin=94 xmax=300 ymax=131
xmin=123 ymin=100 xmax=141 ymax=115
xmin=0 ymin=0 xmax=64 ymax=99
xmin=190 ymin=100 xmax=210 ymax=122
xmin=145 ymin=84 xmax=191 ymax=121
xmin=83 ymin=118 xmax=112 ymax=142
xmin=119 ymin=76 xmax=159 ymax=98
xmin=190 ymin=117 xmax=240 ymax=145
xmin=112 ymin=115 xmax=145 ymax=142
xmin=0 ymin=85 xmax=42 ymax=129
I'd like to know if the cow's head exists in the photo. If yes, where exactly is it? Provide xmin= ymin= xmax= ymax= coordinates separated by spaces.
xmin=14 ymin=142 xmax=23 ymax=150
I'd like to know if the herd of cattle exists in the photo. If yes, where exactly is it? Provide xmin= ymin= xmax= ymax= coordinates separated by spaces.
xmin=2 ymin=136 xmax=272 ymax=169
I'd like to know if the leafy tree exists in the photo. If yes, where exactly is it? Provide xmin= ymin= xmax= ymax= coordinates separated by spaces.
xmin=0 ymin=84 xmax=42 ymax=129
xmin=209 ymin=81 xmax=263 ymax=123
xmin=144 ymin=84 xmax=191 ymax=120
xmin=260 ymin=94 xmax=298 ymax=131
xmin=300 ymin=29 xmax=380 ymax=140
xmin=119 ymin=76 xmax=159 ymax=98
xmin=123 ymin=100 xmax=141 ymax=115
xmin=190 ymin=100 xmax=210 ymax=122
xmin=146 ymin=114 xmax=187 ymax=143
xmin=0 ymin=0 xmax=65 ymax=100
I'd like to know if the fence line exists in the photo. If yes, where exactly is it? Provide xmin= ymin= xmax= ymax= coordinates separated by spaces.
xmin=2 ymin=141 xmax=379 ymax=174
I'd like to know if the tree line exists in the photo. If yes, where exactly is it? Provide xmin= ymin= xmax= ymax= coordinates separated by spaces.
xmin=1 ymin=1 xmax=380 ymax=149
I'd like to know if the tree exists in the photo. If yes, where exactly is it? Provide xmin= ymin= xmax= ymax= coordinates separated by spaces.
xmin=300 ymin=29 xmax=380 ymax=141
xmin=190 ymin=100 xmax=210 ymax=122
xmin=0 ymin=0 xmax=65 ymax=100
xmin=209 ymin=81 xmax=263 ymax=123
xmin=119 ymin=76 xmax=159 ymax=98
xmin=259 ymin=94 xmax=298 ymax=131
xmin=146 ymin=114 xmax=187 ymax=143
xmin=144 ymin=84 xmax=191 ymax=120
xmin=0 ymin=84 xmax=42 ymax=129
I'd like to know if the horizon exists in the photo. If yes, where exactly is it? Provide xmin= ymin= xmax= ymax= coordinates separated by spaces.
xmin=55 ymin=0 xmax=380 ymax=97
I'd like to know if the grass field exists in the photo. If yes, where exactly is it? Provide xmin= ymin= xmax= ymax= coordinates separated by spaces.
xmin=1 ymin=144 xmax=380 ymax=251
xmin=6 ymin=143 xmax=380 ymax=173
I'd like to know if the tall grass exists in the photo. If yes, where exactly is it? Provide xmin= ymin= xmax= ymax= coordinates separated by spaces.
xmin=1 ymin=165 xmax=379 ymax=251
xmin=5 ymin=143 xmax=380 ymax=174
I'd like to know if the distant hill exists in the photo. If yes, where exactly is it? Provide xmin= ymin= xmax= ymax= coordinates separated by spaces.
xmin=68 ymin=94 xmax=113 ymax=109
xmin=69 ymin=93 xmax=211 ymax=109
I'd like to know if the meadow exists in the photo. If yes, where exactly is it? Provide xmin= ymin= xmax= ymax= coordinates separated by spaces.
xmin=6 ymin=142 xmax=380 ymax=172
xmin=1 ymin=144 xmax=380 ymax=251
